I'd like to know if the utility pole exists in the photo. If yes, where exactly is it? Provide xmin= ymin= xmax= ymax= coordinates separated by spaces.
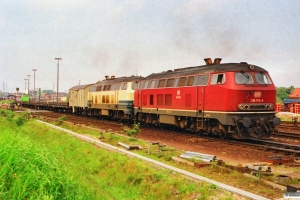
xmin=24 ymin=79 xmax=27 ymax=93
xmin=33 ymin=69 xmax=37 ymax=108
xmin=55 ymin=58 xmax=62 ymax=102
xmin=53 ymin=83 xmax=55 ymax=101
xmin=27 ymin=75 xmax=31 ymax=96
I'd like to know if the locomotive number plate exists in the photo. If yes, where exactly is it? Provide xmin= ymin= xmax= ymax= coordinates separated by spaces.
xmin=251 ymin=99 xmax=264 ymax=103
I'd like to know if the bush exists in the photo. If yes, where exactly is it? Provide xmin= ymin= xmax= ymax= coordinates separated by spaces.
xmin=57 ymin=115 xmax=67 ymax=125
xmin=123 ymin=123 xmax=141 ymax=138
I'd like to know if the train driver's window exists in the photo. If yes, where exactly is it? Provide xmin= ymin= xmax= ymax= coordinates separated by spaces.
xmin=210 ymin=74 xmax=225 ymax=85
xmin=235 ymin=73 xmax=254 ymax=84
xmin=178 ymin=77 xmax=187 ymax=86
xmin=255 ymin=73 xmax=272 ymax=84
xmin=121 ymin=83 xmax=127 ymax=90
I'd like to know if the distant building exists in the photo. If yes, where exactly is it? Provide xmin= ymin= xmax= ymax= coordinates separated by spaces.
xmin=289 ymin=88 xmax=300 ymax=99
xmin=283 ymin=88 xmax=300 ymax=112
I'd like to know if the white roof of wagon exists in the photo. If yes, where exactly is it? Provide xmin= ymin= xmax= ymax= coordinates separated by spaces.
xmin=69 ymin=84 xmax=93 ymax=91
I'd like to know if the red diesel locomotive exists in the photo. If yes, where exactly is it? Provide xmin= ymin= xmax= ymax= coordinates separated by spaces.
xmin=134 ymin=58 xmax=281 ymax=139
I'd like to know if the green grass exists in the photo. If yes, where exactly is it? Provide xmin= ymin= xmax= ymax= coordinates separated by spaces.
xmin=0 ymin=125 xmax=93 ymax=199
xmin=53 ymin=119 xmax=285 ymax=199
xmin=0 ymin=111 xmax=240 ymax=200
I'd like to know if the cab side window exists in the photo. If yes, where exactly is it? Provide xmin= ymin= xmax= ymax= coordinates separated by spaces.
xmin=210 ymin=74 xmax=226 ymax=85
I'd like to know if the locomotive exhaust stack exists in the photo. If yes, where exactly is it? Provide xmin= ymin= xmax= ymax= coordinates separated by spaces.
xmin=204 ymin=58 xmax=212 ymax=65
xmin=204 ymin=58 xmax=222 ymax=65
xmin=105 ymin=76 xmax=115 ymax=80
xmin=214 ymin=58 xmax=222 ymax=64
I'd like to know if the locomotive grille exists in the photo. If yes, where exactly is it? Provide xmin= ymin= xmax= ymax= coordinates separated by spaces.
xmin=238 ymin=103 xmax=274 ymax=111
xmin=249 ymin=105 xmax=265 ymax=110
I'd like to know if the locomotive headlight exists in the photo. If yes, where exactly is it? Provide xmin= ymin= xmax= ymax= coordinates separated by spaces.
xmin=244 ymin=104 xmax=249 ymax=110
xmin=269 ymin=104 xmax=274 ymax=109
xmin=265 ymin=104 xmax=270 ymax=109
xmin=238 ymin=104 xmax=244 ymax=110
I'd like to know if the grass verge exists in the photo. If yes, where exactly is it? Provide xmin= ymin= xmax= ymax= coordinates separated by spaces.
xmin=0 ymin=111 xmax=239 ymax=200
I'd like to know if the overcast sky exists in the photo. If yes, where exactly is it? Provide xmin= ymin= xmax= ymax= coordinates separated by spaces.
xmin=1 ymin=0 xmax=299 ymax=93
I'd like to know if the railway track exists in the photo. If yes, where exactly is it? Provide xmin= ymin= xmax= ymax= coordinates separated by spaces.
xmin=278 ymin=121 xmax=300 ymax=131
xmin=28 ymin=110 xmax=300 ymax=156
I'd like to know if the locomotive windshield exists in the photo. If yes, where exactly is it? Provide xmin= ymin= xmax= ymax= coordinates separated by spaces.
xmin=255 ymin=72 xmax=272 ymax=84
xmin=235 ymin=72 xmax=254 ymax=84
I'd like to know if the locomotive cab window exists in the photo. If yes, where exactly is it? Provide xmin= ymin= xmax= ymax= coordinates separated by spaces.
xmin=255 ymin=72 xmax=272 ymax=84
xmin=210 ymin=74 xmax=225 ymax=85
xmin=235 ymin=72 xmax=254 ymax=84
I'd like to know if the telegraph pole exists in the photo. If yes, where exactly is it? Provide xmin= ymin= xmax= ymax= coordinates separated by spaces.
xmin=33 ymin=69 xmax=37 ymax=108
xmin=27 ymin=75 xmax=31 ymax=96
xmin=24 ymin=79 xmax=27 ymax=93
xmin=55 ymin=58 xmax=62 ymax=102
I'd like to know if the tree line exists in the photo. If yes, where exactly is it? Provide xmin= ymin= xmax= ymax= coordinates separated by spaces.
xmin=276 ymin=86 xmax=295 ymax=104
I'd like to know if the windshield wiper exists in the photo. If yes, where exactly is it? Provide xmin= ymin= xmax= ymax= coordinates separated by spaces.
xmin=241 ymin=71 xmax=249 ymax=79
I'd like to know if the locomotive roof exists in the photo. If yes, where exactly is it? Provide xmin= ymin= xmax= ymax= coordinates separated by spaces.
xmin=144 ymin=63 xmax=268 ymax=79
xmin=93 ymin=75 xmax=143 ymax=86
xmin=69 ymin=84 xmax=94 ymax=90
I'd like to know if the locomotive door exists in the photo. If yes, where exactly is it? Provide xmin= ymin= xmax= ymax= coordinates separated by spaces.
xmin=114 ymin=90 xmax=118 ymax=110
xmin=197 ymin=86 xmax=205 ymax=129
